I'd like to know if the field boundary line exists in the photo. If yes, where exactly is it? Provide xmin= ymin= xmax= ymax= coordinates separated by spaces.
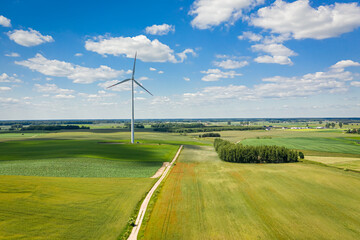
xmin=127 ymin=145 xmax=183 ymax=240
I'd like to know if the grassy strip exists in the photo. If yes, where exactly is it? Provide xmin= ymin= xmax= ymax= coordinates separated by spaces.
xmin=137 ymin=172 xmax=168 ymax=239
xmin=143 ymin=145 xmax=360 ymax=239
xmin=117 ymin=191 xmax=148 ymax=240
xmin=302 ymin=159 xmax=360 ymax=174
xmin=119 ymin=145 xmax=182 ymax=240
xmin=0 ymin=158 xmax=163 ymax=178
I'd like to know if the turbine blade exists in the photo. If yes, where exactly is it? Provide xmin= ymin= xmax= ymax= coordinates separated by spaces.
xmin=107 ymin=78 xmax=131 ymax=88
xmin=134 ymin=79 xmax=153 ymax=96
xmin=132 ymin=52 xmax=137 ymax=80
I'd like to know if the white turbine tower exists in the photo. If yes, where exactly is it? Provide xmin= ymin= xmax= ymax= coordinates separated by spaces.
xmin=107 ymin=52 xmax=153 ymax=144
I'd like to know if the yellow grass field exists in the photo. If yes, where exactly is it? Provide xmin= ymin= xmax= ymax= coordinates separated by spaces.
xmin=0 ymin=175 xmax=155 ymax=240
xmin=141 ymin=145 xmax=360 ymax=240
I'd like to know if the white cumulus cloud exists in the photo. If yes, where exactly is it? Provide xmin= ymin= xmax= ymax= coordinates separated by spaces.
xmin=252 ymin=43 xmax=296 ymax=65
xmin=251 ymin=0 xmax=360 ymax=40
xmin=177 ymin=49 xmax=197 ymax=62
xmin=185 ymin=61 xmax=357 ymax=101
xmin=201 ymin=68 xmax=242 ymax=81
xmin=350 ymin=81 xmax=360 ymax=87
xmin=0 ymin=97 xmax=19 ymax=104
xmin=331 ymin=60 xmax=360 ymax=70
xmin=8 ymin=28 xmax=54 ymax=47
xmin=0 ymin=87 xmax=11 ymax=91
xmin=189 ymin=0 xmax=264 ymax=29
xmin=0 ymin=15 xmax=11 ymax=27
xmin=214 ymin=59 xmax=249 ymax=69
xmin=53 ymin=94 xmax=75 ymax=99
xmin=145 ymin=24 xmax=175 ymax=35
xmin=238 ymin=31 xmax=262 ymax=41
xmin=34 ymin=83 xmax=74 ymax=94
xmin=85 ymin=35 xmax=194 ymax=63
xmin=0 ymin=73 xmax=22 ymax=83
xmin=16 ymin=54 xmax=124 ymax=84
xmin=5 ymin=52 xmax=20 ymax=57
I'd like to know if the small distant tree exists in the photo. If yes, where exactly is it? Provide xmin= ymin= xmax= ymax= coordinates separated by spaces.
xmin=339 ymin=122 xmax=343 ymax=128
xmin=319 ymin=120 xmax=323 ymax=124
xmin=331 ymin=123 xmax=335 ymax=128
xmin=325 ymin=123 xmax=330 ymax=128
xmin=227 ymin=121 xmax=231 ymax=125
xmin=299 ymin=152 xmax=304 ymax=159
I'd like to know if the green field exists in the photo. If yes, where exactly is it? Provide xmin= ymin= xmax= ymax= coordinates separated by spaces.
xmin=305 ymin=156 xmax=360 ymax=172
xmin=242 ymin=137 xmax=360 ymax=154
xmin=0 ymin=158 xmax=163 ymax=178
xmin=0 ymin=130 xmax=185 ymax=239
xmin=0 ymin=175 xmax=154 ymax=240
xmin=0 ymin=140 xmax=178 ymax=162
xmin=141 ymin=145 xmax=360 ymax=239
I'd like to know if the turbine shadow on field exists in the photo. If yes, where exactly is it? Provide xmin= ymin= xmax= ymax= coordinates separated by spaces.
xmin=0 ymin=139 xmax=177 ymax=162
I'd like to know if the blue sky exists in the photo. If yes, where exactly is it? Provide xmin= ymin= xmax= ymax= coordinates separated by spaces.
xmin=0 ymin=0 xmax=360 ymax=120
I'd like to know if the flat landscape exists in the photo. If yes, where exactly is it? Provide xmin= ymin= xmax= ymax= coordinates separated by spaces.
xmin=0 ymin=130 xmax=184 ymax=239
xmin=1 ymin=124 xmax=360 ymax=239
xmin=2 ymin=0 xmax=360 ymax=239
xmin=141 ymin=145 xmax=360 ymax=240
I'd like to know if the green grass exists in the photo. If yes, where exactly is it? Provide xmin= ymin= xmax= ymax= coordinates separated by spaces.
xmin=241 ymin=137 xmax=360 ymax=154
xmin=305 ymin=156 xmax=360 ymax=172
xmin=0 ymin=175 xmax=155 ymax=240
xmin=0 ymin=158 xmax=163 ymax=178
xmin=0 ymin=140 xmax=178 ymax=162
xmin=0 ymin=130 xmax=210 ymax=146
xmin=141 ymin=145 xmax=360 ymax=240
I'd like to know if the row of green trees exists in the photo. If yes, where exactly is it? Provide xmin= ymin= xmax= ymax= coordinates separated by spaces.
xmin=214 ymin=139 xmax=300 ymax=163
xmin=153 ymin=126 xmax=265 ymax=133
xmin=199 ymin=133 xmax=221 ymax=138
xmin=346 ymin=128 xmax=360 ymax=134
xmin=21 ymin=125 xmax=90 ymax=131
xmin=151 ymin=123 xmax=205 ymax=129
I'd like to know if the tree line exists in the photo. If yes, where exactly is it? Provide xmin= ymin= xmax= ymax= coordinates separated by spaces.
xmin=214 ymin=139 xmax=301 ymax=163
xmin=346 ymin=128 xmax=360 ymax=134
xmin=151 ymin=123 xmax=205 ymax=129
xmin=153 ymin=126 xmax=265 ymax=133
xmin=21 ymin=125 xmax=90 ymax=131
xmin=199 ymin=133 xmax=221 ymax=138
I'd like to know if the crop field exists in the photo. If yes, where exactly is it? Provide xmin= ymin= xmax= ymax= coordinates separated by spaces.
xmin=0 ymin=158 xmax=164 ymax=178
xmin=305 ymin=156 xmax=360 ymax=172
xmin=0 ymin=140 xmax=178 ymax=162
xmin=0 ymin=130 xmax=186 ymax=239
xmin=0 ymin=175 xmax=155 ymax=240
xmin=0 ymin=130 xmax=210 ymax=145
xmin=141 ymin=145 xmax=360 ymax=240
xmin=242 ymin=137 xmax=360 ymax=154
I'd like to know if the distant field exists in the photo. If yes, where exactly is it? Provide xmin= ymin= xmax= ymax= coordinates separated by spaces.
xmin=0 ymin=140 xmax=178 ymax=162
xmin=306 ymin=156 xmax=360 ymax=172
xmin=0 ymin=130 xmax=210 ymax=145
xmin=141 ymin=145 xmax=360 ymax=240
xmin=214 ymin=129 xmax=360 ymax=156
xmin=0 ymin=131 xmax=183 ymax=239
xmin=242 ymin=137 xmax=360 ymax=154
xmin=0 ymin=158 xmax=163 ymax=178
xmin=0 ymin=175 xmax=155 ymax=240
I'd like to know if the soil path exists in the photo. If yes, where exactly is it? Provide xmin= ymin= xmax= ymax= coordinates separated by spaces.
xmin=151 ymin=162 xmax=170 ymax=178
xmin=127 ymin=145 xmax=183 ymax=240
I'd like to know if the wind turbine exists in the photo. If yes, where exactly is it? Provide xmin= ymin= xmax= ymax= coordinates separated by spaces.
xmin=107 ymin=52 xmax=153 ymax=144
